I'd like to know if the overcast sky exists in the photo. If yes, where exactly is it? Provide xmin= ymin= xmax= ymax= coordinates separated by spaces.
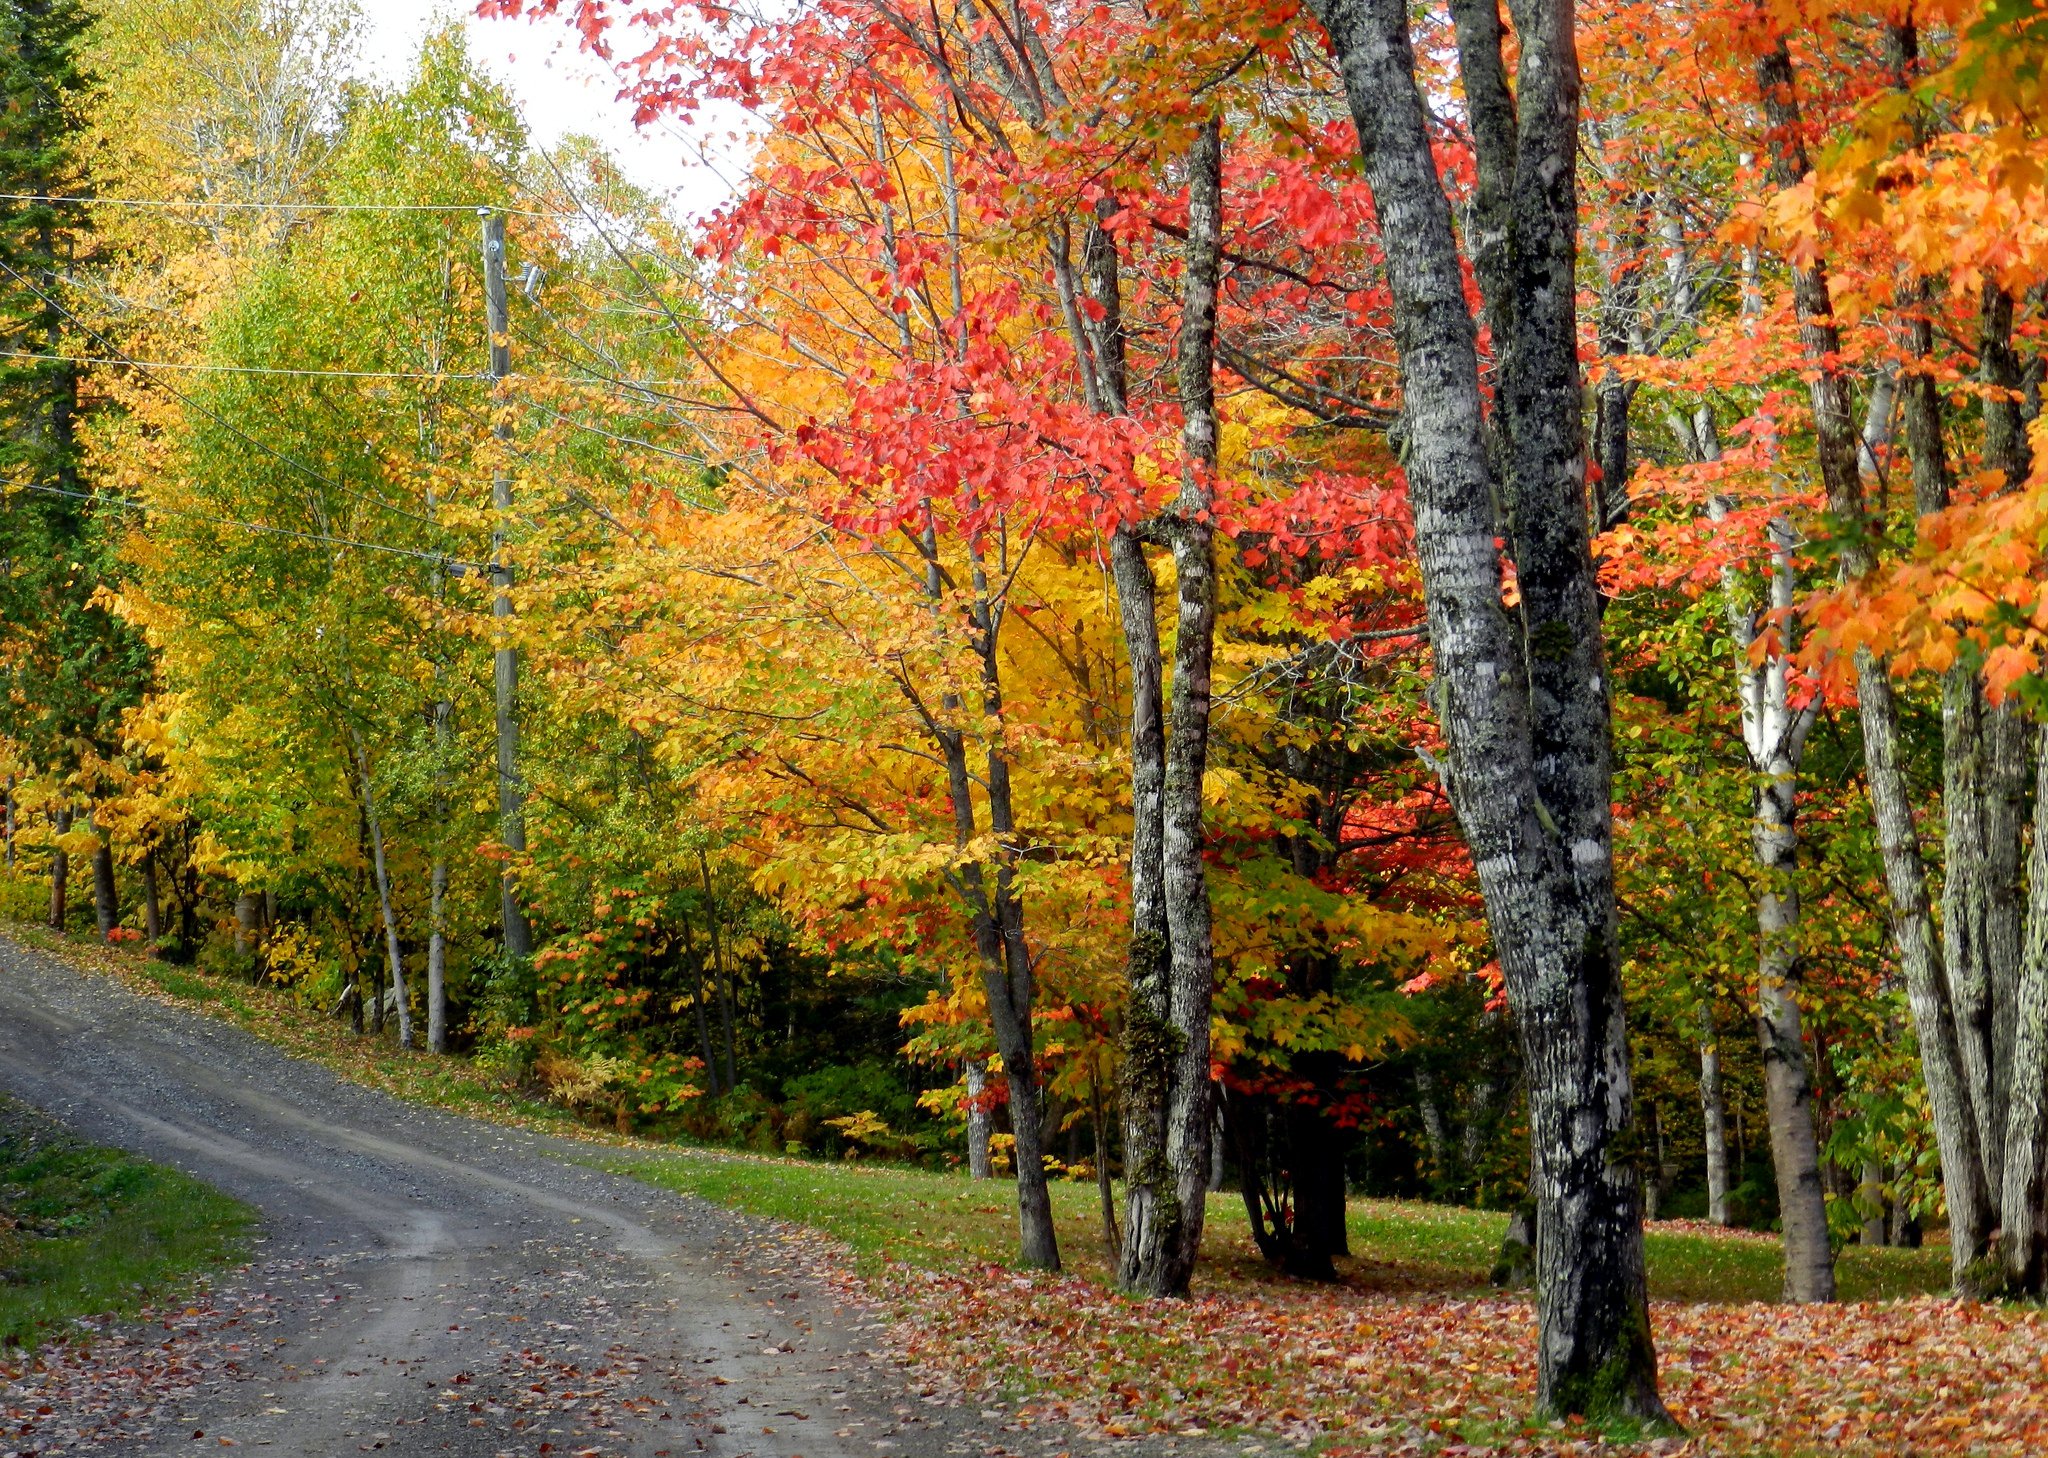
xmin=353 ymin=0 xmax=746 ymax=217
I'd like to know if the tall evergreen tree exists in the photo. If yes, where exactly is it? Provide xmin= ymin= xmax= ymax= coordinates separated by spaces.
xmin=0 ymin=0 xmax=145 ymax=776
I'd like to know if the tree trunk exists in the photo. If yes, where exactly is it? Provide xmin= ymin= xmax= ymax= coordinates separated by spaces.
xmin=1699 ymin=1003 xmax=1731 ymax=1225
xmin=1716 ymin=505 xmax=1832 ymax=1302
xmin=1119 ymin=119 xmax=1223 ymax=1300
xmin=1308 ymin=0 xmax=1664 ymax=1420
xmin=1643 ymin=1102 xmax=1663 ymax=1222
xmin=1999 ymin=730 xmax=2048 ymax=1292
xmin=1859 ymin=1160 xmax=1889 ymax=1246
xmin=234 ymin=891 xmax=260 ymax=962
xmin=1286 ymin=1093 xmax=1348 ymax=1267
xmin=427 ymin=855 xmax=449 ymax=1053
xmin=90 ymin=818 xmax=116 ymax=942
xmin=683 ymin=911 xmax=719 ymax=1097
xmin=354 ymin=734 xmax=414 ymax=1050
xmin=965 ymin=1059 xmax=993 ymax=1179
xmin=1752 ymin=774 xmax=1834 ymax=1301
xmin=1863 ymin=653 xmax=1997 ymax=1283
xmin=47 ymin=804 xmax=71 ymax=931
xmin=1753 ymin=32 xmax=1989 ymax=1293
xmin=3 ymin=775 xmax=14 ymax=868
xmin=1091 ymin=1072 xmax=1120 ymax=1260
xmin=697 ymin=853 xmax=738 ymax=1092
xmin=142 ymin=851 xmax=162 ymax=946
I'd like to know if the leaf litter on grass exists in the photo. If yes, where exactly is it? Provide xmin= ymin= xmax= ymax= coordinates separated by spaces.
xmin=763 ymin=1217 xmax=2048 ymax=1457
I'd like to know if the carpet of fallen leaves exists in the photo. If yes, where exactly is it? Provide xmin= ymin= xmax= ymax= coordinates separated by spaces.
xmin=798 ymin=1248 xmax=2048 ymax=1456
xmin=0 ymin=1278 xmax=279 ymax=1453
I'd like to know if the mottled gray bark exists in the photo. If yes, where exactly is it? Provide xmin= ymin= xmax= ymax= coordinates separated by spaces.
xmin=1751 ymin=757 xmax=1833 ymax=1300
xmin=965 ymin=1059 xmax=993 ymax=1179
xmin=2004 ymin=732 xmax=2048 ymax=1289
xmin=1859 ymin=656 xmax=1994 ymax=1280
xmin=1764 ymin=31 xmax=1998 ymax=1290
xmin=1120 ymin=120 xmax=1222 ymax=1298
xmin=1307 ymin=0 xmax=1664 ymax=1420
xmin=427 ymin=855 xmax=449 ymax=1054
xmin=1699 ymin=1003 xmax=1731 ymax=1226
xmin=1715 ymin=500 xmax=1832 ymax=1301
xmin=353 ymin=734 xmax=414 ymax=1051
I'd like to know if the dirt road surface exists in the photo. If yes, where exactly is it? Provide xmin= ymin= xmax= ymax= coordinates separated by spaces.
xmin=0 ymin=933 xmax=1137 ymax=1458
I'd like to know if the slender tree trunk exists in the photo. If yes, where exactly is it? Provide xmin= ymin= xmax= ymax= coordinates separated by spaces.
xmin=1091 ymin=1072 xmax=1120 ymax=1259
xmin=3 ymin=775 xmax=14 ymax=869
xmin=1860 ymin=667 xmax=1989 ymax=1277
xmin=1752 ymin=760 xmax=1835 ymax=1300
xmin=965 ymin=1059 xmax=993 ymax=1179
xmin=1859 ymin=1161 xmax=1889 ymax=1246
xmin=1120 ymin=117 xmax=1224 ymax=1299
xmin=1754 ymin=31 xmax=1998 ymax=1290
xmin=234 ymin=892 xmax=260 ymax=961
xmin=47 ymin=804 xmax=71 ymax=931
xmin=354 ymin=735 xmax=414 ymax=1050
xmin=427 ymin=686 xmax=452 ymax=1054
xmin=1699 ymin=1003 xmax=1731 ymax=1226
xmin=1643 ymin=1102 xmax=1663 ymax=1222
xmin=91 ymin=820 xmax=116 ymax=942
xmin=1309 ymin=0 xmax=1664 ymax=1419
xmin=1416 ymin=1068 xmax=1453 ymax=1192
xmin=427 ymin=855 xmax=449 ymax=1054
xmin=697 ymin=852 xmax=738 ymax=1091
xmin=682 ymin=911 xmax=719 ymax=1096
xmin=2000 ymin=735 xmax=2048 ymax=1292
xmin=1714 ymin=503 xmax=1832 ymax=1301
xmin=142 ymin=851 xmax=162 ymax=946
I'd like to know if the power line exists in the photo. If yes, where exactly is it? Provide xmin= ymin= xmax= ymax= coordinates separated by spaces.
xmin=0 ymin=193 xmax=572 ymax=220
xmin=1 ymin=345 xmax=702 ymax=394
xmin=0 ymin=256 xmax=457 ymax=540
xmin=0 ymin=349 xmax=484 ymax=382
xmin=6 ymin=481 xmax=482 ymax=572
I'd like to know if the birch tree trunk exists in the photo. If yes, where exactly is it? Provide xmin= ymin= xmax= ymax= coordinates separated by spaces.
xmin=1752 ymin=754 xmax=1833 ymax=1299
xmin=1306 ymin=0 xmax=1665 ymax=1420
xmin=1753 ymin=32 xmax=1998 ymax=1288
xmin=1714 ymin=504 xmax=1833 ymax=1301
xmin=427 ymin=855 xmax=449 ymax=1054
xmin=965 ymin=1059 xmax=993 ymax=1180
xmin=354 ymin=734 xmax=414 ymax=1050
xmin=1698 ymin=1004 xmax=1731 ymax=1226
xmin=1120 ymin=118 xmax=1223 ymax=1299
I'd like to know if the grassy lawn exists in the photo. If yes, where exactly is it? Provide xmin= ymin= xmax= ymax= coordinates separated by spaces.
xmin=8 ymin=921 xmax=1954 ymax=1310
xmin=0 ymin=1094 xmax=254 ymax=1350
xmin=614 ymin=1147 xmax=1954 ymax=1304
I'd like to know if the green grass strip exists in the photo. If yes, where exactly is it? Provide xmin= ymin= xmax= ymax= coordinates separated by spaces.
xmin=0 ymin=1095 xmax=254 ymax=1350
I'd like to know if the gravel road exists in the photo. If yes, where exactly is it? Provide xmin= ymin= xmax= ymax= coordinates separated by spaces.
xmin=0 ymin=933 xmax=1108 ymax=1458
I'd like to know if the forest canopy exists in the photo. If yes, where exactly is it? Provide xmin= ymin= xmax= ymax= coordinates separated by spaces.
xmin=8 ymin=0 xmax=2048 ymax=1428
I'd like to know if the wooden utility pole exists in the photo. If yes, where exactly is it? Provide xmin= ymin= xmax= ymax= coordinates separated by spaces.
xmin=482 ymin=210 xmax=532 ymax=960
